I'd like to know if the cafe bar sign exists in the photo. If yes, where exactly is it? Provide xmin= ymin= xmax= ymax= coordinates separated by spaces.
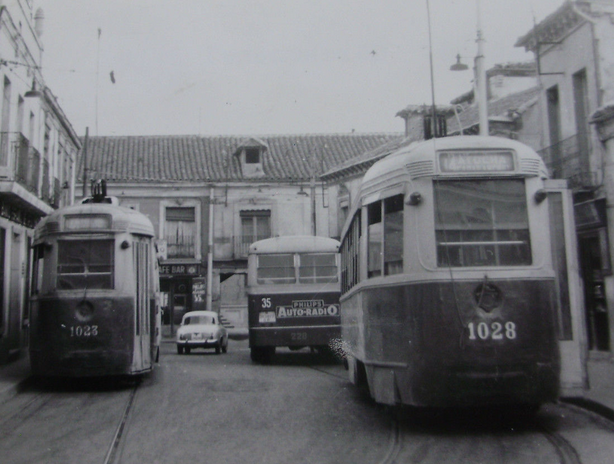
xmin=159 ymin=263 xmax=201 ymax=276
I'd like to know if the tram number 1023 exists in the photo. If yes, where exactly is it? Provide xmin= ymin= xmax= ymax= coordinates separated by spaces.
xmin=69 ymin=325 xmax=99 ymax=337
xmin=467 ymin=321 xmax=516 ymax=341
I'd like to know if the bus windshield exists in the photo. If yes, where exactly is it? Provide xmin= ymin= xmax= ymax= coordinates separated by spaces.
xmin=434 ymin=179 xmax=531 ymax=267
xmin=299 ymin=253 xmax=338 ymax=283
xmin=257 ymin=254 xmax=296 ymax=284
xmin=57 ymin=239 xmax=114 ymax=289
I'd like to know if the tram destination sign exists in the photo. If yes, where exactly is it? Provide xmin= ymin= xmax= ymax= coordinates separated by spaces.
xmin=438 ymin=150 xmax=515 ymax=173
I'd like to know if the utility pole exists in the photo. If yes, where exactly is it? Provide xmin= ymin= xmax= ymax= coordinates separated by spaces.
xmin=82 ymin=127 xmax=88 ymax=197
xmin=475 ymin=0 xmax=489 ymax=136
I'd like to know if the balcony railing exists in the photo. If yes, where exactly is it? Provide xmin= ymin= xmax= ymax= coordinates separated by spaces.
xmin=538 ymin=133 xmax=597 ymax=190
xmin=233 ymin=234 xmax=271 ymax=259
xmin=165 ymin=234 xmax=195 ymax=258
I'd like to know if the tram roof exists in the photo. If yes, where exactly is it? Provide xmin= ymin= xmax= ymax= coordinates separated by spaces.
xmin=34 ymin=203 xmax=155 ymax=239
xmin=248 ymin=235 xmax=340 ymax=254
xmin=361 ymin=135 xmax=548 ymax=187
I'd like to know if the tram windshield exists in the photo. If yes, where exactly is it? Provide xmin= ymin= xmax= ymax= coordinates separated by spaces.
xmin=57 ymin=239 xmax=114 ymax=289
xmin=298 ymin=253 xmax=338 ymax=283
xmin=434 ymin=179 xmax=531 ymax=267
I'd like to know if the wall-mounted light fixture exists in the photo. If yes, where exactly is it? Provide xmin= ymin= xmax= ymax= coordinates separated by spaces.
xmin=24 ymin=79 xmax=42 ymax=98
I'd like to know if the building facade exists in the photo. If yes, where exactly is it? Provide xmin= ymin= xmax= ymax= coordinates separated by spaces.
xmin=76 ymin=133 xmax=400 ymax=335
xmin=0 ymin=1 xmax=80 ymax=363
xmin=516 ymin=0 xmax=614 ymax=356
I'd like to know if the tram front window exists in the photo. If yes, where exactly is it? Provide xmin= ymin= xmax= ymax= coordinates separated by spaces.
xmin=299 ymin=253 xmax=338 ymax=283
xmin=57 ymin=239 xmax=114 ymax=289
xmin=257 ymin=254 xmax=296 ymax=284
xmin=434 ymin=179 xmax=531 ymax=267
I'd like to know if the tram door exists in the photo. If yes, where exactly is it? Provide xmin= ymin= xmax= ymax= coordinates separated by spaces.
xmin=545 ymin=180 xmax=589 ymax=395
xmin=135 ymin=240 xmax=151 ymax=369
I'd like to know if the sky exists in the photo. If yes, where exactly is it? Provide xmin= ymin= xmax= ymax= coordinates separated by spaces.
xmin=33 ymin=0 xmax=565 ymax=137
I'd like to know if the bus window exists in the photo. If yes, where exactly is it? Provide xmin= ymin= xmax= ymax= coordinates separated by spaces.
xmin=257 ymin=254 xmax=296 ymax=284
xmin=368 ymin=201 xmax=382 ymax=277
xmin=57 ymin=239 xmax=115 ymax=289
xmin=299 ymin=253 xmax=338 ymax=284
xmin=384 ymin=195 xmax=404 ymax=275
xmin=434 ymin=179 xmax=531 ymax=267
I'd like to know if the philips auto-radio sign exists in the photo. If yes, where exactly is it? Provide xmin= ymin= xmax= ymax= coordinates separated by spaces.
xmin=276 ymin=299 xmax=339 ymax=318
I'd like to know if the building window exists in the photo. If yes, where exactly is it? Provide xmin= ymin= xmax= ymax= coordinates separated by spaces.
xmin=245 ymin=148 xmax=260 ymax=164
xmin=166 ymin=207 xmax=196 ymax=258
xmin=546 ymin=85 xmax=561 ymax=146
xmin=240 ymin=210 xmax=270 ymax=245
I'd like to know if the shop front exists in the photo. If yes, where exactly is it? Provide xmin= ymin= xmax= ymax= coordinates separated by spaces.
xmin=159 ymin=262 xmax=202 ymax=337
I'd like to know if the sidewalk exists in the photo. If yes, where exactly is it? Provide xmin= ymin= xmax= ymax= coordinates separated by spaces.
xmin=2 ymin=346 xmax=613 ymax=417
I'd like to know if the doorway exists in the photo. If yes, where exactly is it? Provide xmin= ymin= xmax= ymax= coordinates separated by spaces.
xmin=578 ymin=233 xmax=611 ymax=351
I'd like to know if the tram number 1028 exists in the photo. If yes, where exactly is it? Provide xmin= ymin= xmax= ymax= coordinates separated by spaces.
xmin=467 ymin=321 xmax=516 ymax=341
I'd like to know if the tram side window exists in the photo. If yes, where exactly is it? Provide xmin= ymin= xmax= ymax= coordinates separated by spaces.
xmin=434 ymin=179 xmax=531 ymax=267
xmin=299 ymin=253 xmax=338 ymax=284
xmin=31 ymin=244 xmax=45 ymax=295
xmin=257 ymin=254 xmax=296 ymax=284
xmin=341 ymin=210 xmax=361 ymax=293
xmin=367 ymin=201 xmax=382 ymax=277
xmin=384 ymin=195 xmax=404 ymax=275
xmin=57 ymin=240 xmax=115 ymax=289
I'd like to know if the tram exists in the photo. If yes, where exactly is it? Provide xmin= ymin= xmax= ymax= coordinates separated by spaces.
xmin=247 ymin=235 xmax=341 ymax=363
xmin=29 ymin=182 xmax=161 ymax=377
xmin=340 ymin=136 xmax=587 ymax=408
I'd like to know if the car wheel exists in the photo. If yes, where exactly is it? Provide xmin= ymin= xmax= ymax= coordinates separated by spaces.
xmin=222 ymin=340 xmax=228 ymax=354
xmin=177 ymin=345 xmax=184 ymax=355
xmin=185 ymin=347 xmax=191 ymax=354
xmin=215 ymin=344 xmax=221 ymax=354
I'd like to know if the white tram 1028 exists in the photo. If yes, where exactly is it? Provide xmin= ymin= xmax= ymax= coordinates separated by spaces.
xmin=340 ymin=136 xmax=587 ymax=408
xmin=29 ymin=181 xmax=161 ymax=377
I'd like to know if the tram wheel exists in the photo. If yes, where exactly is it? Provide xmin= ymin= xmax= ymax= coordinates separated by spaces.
xmin=177 ymin=346 xmax=184 ymax=355
xmin=185 ymin=347 xmax=191 ymax=354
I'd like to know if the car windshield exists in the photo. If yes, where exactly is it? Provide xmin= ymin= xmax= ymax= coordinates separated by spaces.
xmin=184 ymin=315 xmax=214 ymax=325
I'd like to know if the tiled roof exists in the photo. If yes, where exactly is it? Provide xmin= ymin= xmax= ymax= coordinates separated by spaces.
xmin=78 ymin=133 xmax=402 ymax=183
xmin=447 ymin=86 xmax=540 ymax=135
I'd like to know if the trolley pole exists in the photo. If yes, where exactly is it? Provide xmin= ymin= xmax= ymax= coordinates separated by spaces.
xmin=207 ymin=186 xmax=214 ymax=312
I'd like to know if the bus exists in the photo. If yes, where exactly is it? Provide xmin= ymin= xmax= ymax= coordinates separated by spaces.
xmin=247 ymin=235 xmax=341 ymax=363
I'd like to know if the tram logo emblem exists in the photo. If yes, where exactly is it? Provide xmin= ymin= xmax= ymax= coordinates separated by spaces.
xmin=74 ymin=300 xmax=95 ymax=322
xmin=276 ymin=300 xmax=339 ymax=317
xmin=474 ymin=283 xmax=502 ymax=312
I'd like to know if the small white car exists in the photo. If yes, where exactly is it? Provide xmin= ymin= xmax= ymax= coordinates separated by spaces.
xmin=176 ymin=311 xmax=228 ymax=355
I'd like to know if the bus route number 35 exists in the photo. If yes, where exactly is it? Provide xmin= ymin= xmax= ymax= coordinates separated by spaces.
xmin=467 ymin=321 xmax=516 ymax=341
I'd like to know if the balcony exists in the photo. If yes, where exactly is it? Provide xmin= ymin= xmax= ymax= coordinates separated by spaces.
xmin=233 ymin=234 xmax=270 ymax=259
xmin=538 ymin=133 xmax=598 ymax=190
xmin=165 ymin=234 xmax=195 ymax=259
xmin=0 ymin=132 xmax=60 ymax=220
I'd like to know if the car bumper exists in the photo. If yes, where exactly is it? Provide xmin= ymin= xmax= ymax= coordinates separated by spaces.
xmin=176 ymin=339 xmax=221 ymax=348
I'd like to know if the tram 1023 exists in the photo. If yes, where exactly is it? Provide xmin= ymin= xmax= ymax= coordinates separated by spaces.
xmin=29 ymin=183 xmax=161 ymax=377
xmin=340 ymin=136 xmax=587 ymax=408
xmin=247 ymin=236 xmax=341 ymax=363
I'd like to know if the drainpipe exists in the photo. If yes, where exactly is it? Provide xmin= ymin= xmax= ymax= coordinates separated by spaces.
xmin=207 ymin=186 xmax=214 ymax=312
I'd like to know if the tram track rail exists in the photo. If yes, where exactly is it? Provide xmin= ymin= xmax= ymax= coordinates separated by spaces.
xmin=102 ymin=379 xmax=141 ymax=464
